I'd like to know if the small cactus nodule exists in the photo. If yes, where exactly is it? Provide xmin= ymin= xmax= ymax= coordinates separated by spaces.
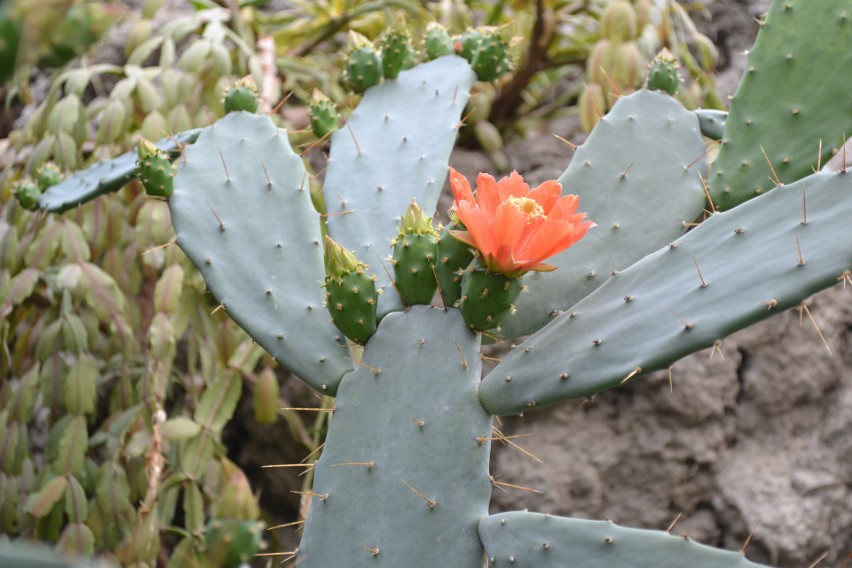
xmin=14 ymin=179 xmax=42 ymax=211
xmin=447 ymin=168 xmax=593 ymax=330
xmin=308 ymin=89 xmax=339 ymax=139
xmin=647 ymin=48 xmax=681 ymax=95
xmin=379 ymin=18 xmax=417 ymax=80
xmin=455 ymin=28 xmax=484 ymax=63
xmin=435 ymin=221 xmax=475 ymax=308
xmin=136 ymin=137 xmax=176 ymax=198
xmin=223 ymin=78 xmax=260 ymax=114
xmin=459 ymin=261 xmax=523 ymax=331
xmin=469 ymin=29 xmax=512 ymax=82
xmin=345 ymin=31 xmax=383 ymax=93
xmin=425 ymin=22 xmax=454 ymax=60
xmin=323 ymin=236 xmax=378 ymax=344
xmin=391 ymin=200 xmax=440 ymax=306
xmin=35 ymin=162 xmax=62 ymax=191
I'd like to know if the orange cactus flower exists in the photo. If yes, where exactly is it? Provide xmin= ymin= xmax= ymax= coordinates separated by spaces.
xmin=449 ymin=168 xmax=594 ymax=277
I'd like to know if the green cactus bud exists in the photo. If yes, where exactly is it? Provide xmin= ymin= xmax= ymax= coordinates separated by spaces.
xmin=14 ymin=179 xmax=41 ymax=211
xmin=456 ymin=29 xmax=484 ymax=63
xmin=647 ymin=48 xmax=681 ymax=95
xmin=379 ymin=18 xmax=417 ymax=79
xmin=391 ymin=200 xmax=439 ymax=306
xmin=35 ymin=162 xmax=62 ymax=191
xmin=224 ymin=78 xmax=260 ymax=114
xmin=324 ymin=236 xmax=378 ymax=344
xmin=308 ymin=89 xmax=339 ymax=139
xmin=425 ymin=22 xmax=454 ymax=60
xmin=345 ymin=31 xmax=383 ymax=93
xmin=459 ymin=260 xmax=523 ymax=331
xmin=252 ymin=367 xmax=279 ymax=424
xmin=204 ymin=519 xmax=263 ymax=568
xmin=136 ymin=138 xmax=176 ymax=198
xmin=601 ymin=0 xmax=638 ymax=41
xmin=435 ymin=223 xmax=475 ymax=308
xmin=470 ymin=29 xmax=512 ymax=82
xmin=398 ymin=198 xmax=435 ymax=236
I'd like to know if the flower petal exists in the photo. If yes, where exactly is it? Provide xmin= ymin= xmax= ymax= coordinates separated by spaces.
xmin=448 ymin=229 xmax=476 ymax=248
xmin=449 ymin=168 xmax=475 ymax=205
xmin=529 ymin=180 xmax=562 ymax=214
xmin=475 ymin=172 xmax=502 ymax=215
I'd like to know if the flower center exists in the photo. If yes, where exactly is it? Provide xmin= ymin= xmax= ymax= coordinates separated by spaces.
xmin=507 ymin=196 xmax=545 ymax=223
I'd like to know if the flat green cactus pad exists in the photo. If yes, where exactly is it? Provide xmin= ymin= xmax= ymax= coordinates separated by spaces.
xmin=169 ymin=112 xmax=351 ymax=394
xmin=479 ymin=512 xmax=769 ymax=567
xmin=481 ymin=170 xmax=852 ymax=415
xmin=298 ymin=306 xmax=492 ymax=567
xmin=39 ymin=129 xmax=201 ymax=213
xmin=499 ymin=90 xmax=708 ymax=340
xmin=322 ymin=56 xmax=476 ymax=319
xmin=709 ymin=0 xmax=852 ymax=209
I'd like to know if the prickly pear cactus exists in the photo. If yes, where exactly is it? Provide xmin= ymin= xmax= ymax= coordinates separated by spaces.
xmin=33 ymin=4 xmax=852 ymax=565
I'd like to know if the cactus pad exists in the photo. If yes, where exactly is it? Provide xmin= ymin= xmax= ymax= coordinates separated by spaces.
xmin=709 ymin=0 xmax=852 ymax=209
xmin=39 ymin=129 xmax=201 ymax=213
xmin=169 ymin=112 xmax=351 ymax=393
xmin=298 ymin=306 xmax=492 ymax=567
xmin=499 ymin=90 xmax=707 ymax=340
xmin=479 ymin=512 xmax=768 ymax=567
xmin=481 ymin=170 xmax=852 ymax=415
xmin=322 ymin=56 xmax=475 ymax=318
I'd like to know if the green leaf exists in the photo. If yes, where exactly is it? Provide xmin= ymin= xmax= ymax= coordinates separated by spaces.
xmin=64 ymin=475 xmax=88 ymax=522
xmin=154 ymin=264 xmax=184 ymax=314
xmin=25 ymin=475 xmax=67 ymax=518
xmin=162 ymin=417 xmax=202 ymax=441
xmin=35 ymin=319 xmax=62 ymax=361
xmin=55 ymin=415 xmax=87 ymax=476
xmin=183 ymin=482 xmax=205 ymax=534
xmin=0 ymin=268 xmax=40 ymax=317
xmin=180 ymin=430 xmax=217 ymax=479
xmin=194 ymin=371 xmax=241 ymax=433
xmin=59 ymin=219 xmax=91 ymax=262
xmin=64 ymin=354 xmax=98 ymax=415
xmin=57 ymin=522 xmax=95 ymax=557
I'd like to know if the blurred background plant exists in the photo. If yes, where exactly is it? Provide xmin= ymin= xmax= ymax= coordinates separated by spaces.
xmin=0 ymin=0 xmax=726 ymax=565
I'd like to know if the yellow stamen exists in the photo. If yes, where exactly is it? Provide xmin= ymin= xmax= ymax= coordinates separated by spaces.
xmin=507 ymin=197 xmax=545 ymax=223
